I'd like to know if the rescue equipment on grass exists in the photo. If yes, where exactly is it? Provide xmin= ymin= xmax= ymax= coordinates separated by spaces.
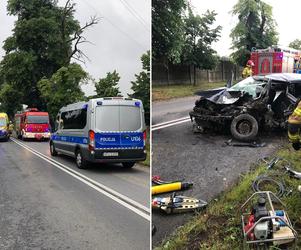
xmin=241 ymin=191 xmax=297 ymax=248
xmin=152 ymin=193 xmax=207 ymax=214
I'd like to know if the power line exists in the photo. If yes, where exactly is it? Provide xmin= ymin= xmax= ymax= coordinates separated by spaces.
xmin=118 ymin=0 xmax=150 ymax=31
xmin=79 ymin=0 xmax=148 ymax=50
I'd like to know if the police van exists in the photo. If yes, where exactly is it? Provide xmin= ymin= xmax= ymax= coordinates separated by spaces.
xmin=50 ymin=97 xmax=147 ymax=169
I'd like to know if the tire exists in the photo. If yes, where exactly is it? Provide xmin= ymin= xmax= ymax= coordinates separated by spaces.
xmin=50 ymin=142 xmax=58 ymax=156
xmin=75 ymin=149 xmax=89 ymax=169
xmin=122 ymin=162 xmax=135 ymax=168
xmin=21 ymin=132 xmax=26 ymax=141
xmin=230 ymin=114 xmax=258 ymax=142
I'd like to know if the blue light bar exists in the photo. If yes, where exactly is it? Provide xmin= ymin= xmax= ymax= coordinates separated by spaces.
xmin=97 ymin=101 xmax=103 ymax=105
xmin=82 ymin=104 xmax=88 ymax=110
xmin=135 ymin=101 xmax=140 ymax=107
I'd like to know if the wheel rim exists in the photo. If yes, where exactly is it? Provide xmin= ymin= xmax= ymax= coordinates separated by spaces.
xmin=237 ymin=120 xmax=252 ymax=135
xmin=50 ymin=144 xmax=54 ymax=153
xmin=76 ymin=152 xmax=82 ymax=166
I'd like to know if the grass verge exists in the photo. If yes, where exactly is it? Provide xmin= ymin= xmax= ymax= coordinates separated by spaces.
xmin=155 ymin=144 xmax=301 ymax=250
xmin=152 ymin=82 xmax=226 ymax=102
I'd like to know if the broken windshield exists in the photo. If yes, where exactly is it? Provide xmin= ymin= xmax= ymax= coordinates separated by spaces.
xmin=229 ymin=77 xmax=266 ymax=97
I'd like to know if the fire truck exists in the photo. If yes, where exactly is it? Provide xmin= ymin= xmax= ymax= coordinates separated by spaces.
xmin=14 ymin=108 xmax=51 ymax=140
xmin=250 ymin=46 xmax=301 ymax=75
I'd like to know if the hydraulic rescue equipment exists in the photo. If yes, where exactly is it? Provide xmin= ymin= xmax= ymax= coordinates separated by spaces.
xmin=151 ymin=176 xmax=193 ymax=195
xmin=152 ymin=193 xmax=207 ymax=214
xmin=241 ymin=191 xmax=297 ymax=249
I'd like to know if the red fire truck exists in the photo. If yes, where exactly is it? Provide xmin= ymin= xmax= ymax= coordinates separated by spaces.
xmin=250 ymin=46 xmax=301 ymax=75
xmin=14 ymin=108 xmax=51 ymax=140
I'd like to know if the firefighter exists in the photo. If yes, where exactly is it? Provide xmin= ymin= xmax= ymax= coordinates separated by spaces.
xmin=242 ymin=60 xmax=255 ymax=78
xmin=288 ymin=101 xmax=301 ymax=150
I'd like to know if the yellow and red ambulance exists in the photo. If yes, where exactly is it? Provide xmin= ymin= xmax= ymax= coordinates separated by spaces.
xmin=0 ymin=113 xmax=10 ymax=141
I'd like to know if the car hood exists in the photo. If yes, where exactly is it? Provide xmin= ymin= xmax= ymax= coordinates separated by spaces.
xmin=195 ymin=87 xmax=247 ymax=105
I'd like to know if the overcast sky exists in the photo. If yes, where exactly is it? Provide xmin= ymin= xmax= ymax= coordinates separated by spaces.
xmin=0 ymin=0 xmax=150 ymax=96
xmin=190 ymin=0 xmax=301 ymax=57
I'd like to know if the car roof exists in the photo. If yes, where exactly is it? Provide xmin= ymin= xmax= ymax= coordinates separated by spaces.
xmin=254 ymin=73 xmax=301 ymax=83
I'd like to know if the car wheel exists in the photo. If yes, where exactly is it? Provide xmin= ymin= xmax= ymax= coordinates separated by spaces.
xmin=122 ymin=162 xmax=135 ymax=168
xmin=75 ymin=149 xmax=88 ymax=169
xmin=50 ymin=142 xmax=58 ymax=156
xmin=230 ymin=114 xmax=258 ymax=142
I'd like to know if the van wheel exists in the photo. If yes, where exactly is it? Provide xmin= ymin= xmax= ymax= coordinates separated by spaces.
xmin=50 ymin=142 xmax=58 ymax=156
xmin=122 ymin=162 xmax=135 ymax=168
xmin=230 ymin=114 xmax=258 ymax=142
xmin=75 ymin=149 xmax=88 ymax=169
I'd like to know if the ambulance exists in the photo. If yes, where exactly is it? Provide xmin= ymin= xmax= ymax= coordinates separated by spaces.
xmin=0 ymin=113 xmax=10 ymax=141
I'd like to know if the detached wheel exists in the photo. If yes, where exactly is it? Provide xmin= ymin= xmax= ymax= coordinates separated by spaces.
xmin=122 ymin=162 xmax=135 ymax=168
xmin=230 ymin=114 xmax=258 ymax=142
xmin=50 ymin=142 xmax=58 ymax=156
xmin=75 ymin=149 xmax=88 ymax=169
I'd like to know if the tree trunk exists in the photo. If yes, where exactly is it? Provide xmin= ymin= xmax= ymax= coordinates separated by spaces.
xmin=193 ymin=65 xmax=196 ymax=86
xmin=189 ymin=65 xmax=193 ymax=85
xmin=167 ymin=64 xmax=170 ymax=86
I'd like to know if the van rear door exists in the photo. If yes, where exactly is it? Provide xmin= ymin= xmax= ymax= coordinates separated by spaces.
xmin=94 ymin=102 xmax=144 ymax=150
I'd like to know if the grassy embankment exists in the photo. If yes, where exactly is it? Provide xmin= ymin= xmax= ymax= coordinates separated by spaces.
xmin=152 ymin=82 xmax=226 ymax=102
xmin=156 ymin=144 xmax=301 ymax=250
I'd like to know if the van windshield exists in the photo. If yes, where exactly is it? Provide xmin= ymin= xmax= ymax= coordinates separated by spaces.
xmin=27 ymin=115 xmax=49 ymax=124
xmin=95 ymin=105 xmax=141 ymax=131
xmin=0 ymin=118 xmax=6 ymax=127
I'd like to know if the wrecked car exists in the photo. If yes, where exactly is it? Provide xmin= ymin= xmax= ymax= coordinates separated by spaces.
xmin=189 ymin=73 xmax=301 ymax=141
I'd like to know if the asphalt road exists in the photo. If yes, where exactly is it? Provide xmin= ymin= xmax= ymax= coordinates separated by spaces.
xmin=152 ymin=96 xmax=285 ymax=246
xmin=0 ymin=138 xmax=150 ymax=249
xmin=152 ymin=96 xmax=199 ymax=125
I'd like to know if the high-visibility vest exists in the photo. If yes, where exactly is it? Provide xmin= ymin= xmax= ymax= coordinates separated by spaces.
xmin=288 ymin=101 xmax=301 ymax=142
xmin=242 ymin=66 xmax=252 ymax=78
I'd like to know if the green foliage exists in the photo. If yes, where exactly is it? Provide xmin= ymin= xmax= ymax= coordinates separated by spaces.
xmin=0 ymin=0 xmax=87 ymax=112
xmin=152 ymin=0 xmax=187 ymax=64
xmin=94 ymin=70 xmax=121 ymax=98
xmin=289 ymin=39 xmax=301 ymax=50
xmin=0 ymin=84 xmax=22 ymax=118
xmin=182 ymin=8 xmax=221 ymax=70
xmin=129 ymin=51 xmax=150 ymax=125
xmin=38 ymin=63 xmax=87 ymax=119
xmin=230 ymin=0 xmax=278 ymax=66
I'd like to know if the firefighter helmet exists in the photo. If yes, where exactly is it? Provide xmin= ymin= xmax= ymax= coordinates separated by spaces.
xmin=247 ymin=60 xmax=255 ymax=67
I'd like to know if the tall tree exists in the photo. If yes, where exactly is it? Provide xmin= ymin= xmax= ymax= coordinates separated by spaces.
xmin=289 ymin=39 xmax=301 ymax=51
xmin=182 ymin=8 xmax=221 ymax=85
xmin=152 ymin=0 xmax=187 ymax=84
xmin=230 ymin=0 xmax=278 ymax=66
xmin=152 ymin=0 xmax=187 ymax=64
xmin=129 ymin=51 xmax=150 ymax=125
xmin=94 ymin=71 xmax=121 ymax=98
xmin=0 ymin=0 xmax=97 ymax=112
xmin=37 ymin=63 xmax=87 ymax=120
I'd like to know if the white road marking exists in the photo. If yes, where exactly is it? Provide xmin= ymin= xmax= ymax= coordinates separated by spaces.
xmin=11 ymin=138 xmax=150 ymax=221
xmin=152 ymin=116 xmax=191 ymax=131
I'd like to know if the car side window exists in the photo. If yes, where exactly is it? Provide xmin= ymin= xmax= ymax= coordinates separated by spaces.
xmin=293 ymin=82 xmax=301 ymax=98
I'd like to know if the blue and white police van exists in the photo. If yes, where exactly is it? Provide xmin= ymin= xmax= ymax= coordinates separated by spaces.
xmin=50 ymin=97 xmax=147 ymax=169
